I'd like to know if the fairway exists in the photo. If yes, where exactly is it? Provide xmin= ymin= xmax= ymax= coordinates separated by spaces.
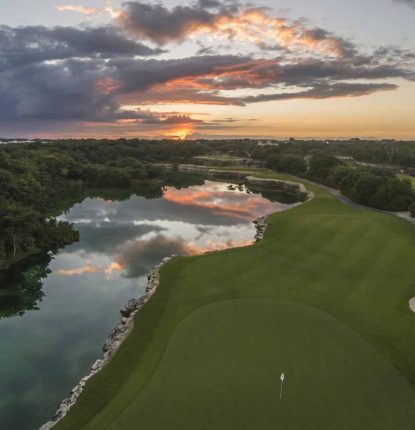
xmin=56 ymin=176 xmax=415 ymax=430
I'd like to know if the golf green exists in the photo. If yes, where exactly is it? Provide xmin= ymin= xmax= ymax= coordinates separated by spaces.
xmin=106 ymin=299 xmax=415 ymax=430
xmin=56 ymin=177 xmax=415 ymax=430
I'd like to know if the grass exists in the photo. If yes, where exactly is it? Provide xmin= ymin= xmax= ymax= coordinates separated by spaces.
xmin=56 ymin=172 xmax=415 ymax=430
xmin=398 ymin=173 xmax=415 ymax=189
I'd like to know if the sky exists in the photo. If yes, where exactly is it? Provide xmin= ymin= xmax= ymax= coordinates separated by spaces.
xmin=0 ymin=0 xmax=415 ymax=139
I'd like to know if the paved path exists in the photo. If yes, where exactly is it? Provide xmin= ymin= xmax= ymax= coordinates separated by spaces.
xmin=319 ymin=184 xmax=415 ymax=226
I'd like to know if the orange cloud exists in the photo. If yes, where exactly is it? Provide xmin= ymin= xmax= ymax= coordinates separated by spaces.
xmin=57 ymin=4 xmax=99 ymax=17
xmin=186 ymin=238 xmax=254 ymax=255
xmin=57 ymin=260 xmax=123 ymax=278
xmin=56 ymin=261 xmax=99 ymax=276
xmin=119 ymin=3 xmax=351 ymax=57
xmin=95 ymin=77 xmax=121 ymax=95
xmin=104 ymin=261 xmax=123 ymax=279
xmin=163 ymin=187 xmax=274 ymax=220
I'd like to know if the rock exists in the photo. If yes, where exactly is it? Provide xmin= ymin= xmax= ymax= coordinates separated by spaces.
xmin=120 ymin=298 xmax=141 ymax=317
xmin=39 ymin=254 xmax=177 ymax=430
xmin=253 ymin=216 xmax=268 ymax=242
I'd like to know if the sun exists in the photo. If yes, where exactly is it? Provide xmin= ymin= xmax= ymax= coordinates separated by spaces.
xmin=164 ymin=127 xmax=192 ymax=141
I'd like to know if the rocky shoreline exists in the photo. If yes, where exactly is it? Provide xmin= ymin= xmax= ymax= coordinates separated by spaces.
xmin=39 ymin=255 xmax=176 ymax=430
xmin=38 ymin=193 xmax=305 ymax=430
xmin=253 ymin=216 xmax=267 ymax=241
xmin=39 ymin=216 xmax=270 ymax=430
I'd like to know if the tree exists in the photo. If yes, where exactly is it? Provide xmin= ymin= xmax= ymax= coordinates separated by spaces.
xmin=307 ymin=153 xmax=340 ymax=183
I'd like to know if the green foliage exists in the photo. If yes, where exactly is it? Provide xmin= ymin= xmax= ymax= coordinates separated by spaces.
xmin=95 ymin=168 xmax=132 ymax=188
xmin=266 ymin=153 xmax=306 ymax=175
xmin=307 ymin=153 xmax=340 ymax=183
xmin=2 ymin=138 xmax=415 ymax=270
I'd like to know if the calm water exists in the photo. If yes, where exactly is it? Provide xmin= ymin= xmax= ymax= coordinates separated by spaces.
xmin=0 ymin=180 xmax=288 ymax=429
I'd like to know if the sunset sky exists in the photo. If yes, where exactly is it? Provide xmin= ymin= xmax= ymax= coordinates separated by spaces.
xmin=1 ymin=0 xmax=415 ymax=139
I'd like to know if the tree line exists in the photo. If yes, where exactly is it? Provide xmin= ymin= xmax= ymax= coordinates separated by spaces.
xmin=2 ymin=138 xmax=415 ymax=271
xmin=252 ymin=145 xmax=415 ymax=214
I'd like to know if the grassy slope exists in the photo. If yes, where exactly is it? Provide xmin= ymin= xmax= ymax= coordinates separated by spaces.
xmin=398 ymin=173 xmax=415 ymax=189
xmin=56 ymin=173 xmax=415 ymax=430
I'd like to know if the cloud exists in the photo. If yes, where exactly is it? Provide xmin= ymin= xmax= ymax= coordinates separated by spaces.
xmin=241 ymin=82 xmax=398 ymax=104
xmin=57 ymin=5 xmax=100 ymax=17
xmin=393 ymin=0 xmax=415 ymax=8
xmin=0 ymin=0 xmax=414 ymax=135
xmin=118 ymin=1 xmax=355 ymax=57
xmin=0 ymin=25 xmax=163 ymax=73
xmin=117 ymin=55 xmax=414 ymax=106
xmin=0 ymin=51 xmax=413 ymax=125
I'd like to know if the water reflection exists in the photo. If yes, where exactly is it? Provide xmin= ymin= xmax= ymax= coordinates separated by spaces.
xmin=56 ymin=181 xmax=282 ymax=283
xmin=0 ymin=180 xmax=287 ymax=430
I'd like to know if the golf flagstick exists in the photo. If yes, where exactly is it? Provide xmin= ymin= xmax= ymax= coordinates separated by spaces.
xmin=280 ymin=372 xmax=285 ymax=399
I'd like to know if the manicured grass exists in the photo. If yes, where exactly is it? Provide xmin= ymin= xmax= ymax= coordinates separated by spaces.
xmin=398 ymin=173 xmax=415 ymax=189
xmin=56 ymin=174 xmax=415 ymax=430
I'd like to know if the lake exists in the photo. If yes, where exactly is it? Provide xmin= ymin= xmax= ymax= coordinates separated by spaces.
xmin=0 ymin=179 xmax=290 ymax=429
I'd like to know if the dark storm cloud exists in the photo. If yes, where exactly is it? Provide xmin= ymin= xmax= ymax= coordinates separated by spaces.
xmin=109 ymin=54 xmax=253 ymax=92
xmin=119 ymin=1 xmax=219 ymax=44
xmin=0 ymin=54 xmax=251 ymax=121
xmin=0 ymin=59 xmax=116 ymax=121
xmin=241 ymin=82 xmax=398 ymax=104
xmin=0 ymin=51 xmax=414 ymax=122
xmin=116 ymin=54 xmax=414 ymax=106
xmin=0 ymin=25 xmax=162 ymax=72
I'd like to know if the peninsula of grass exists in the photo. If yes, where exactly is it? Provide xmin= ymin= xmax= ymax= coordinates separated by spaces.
xmin=56 ymin=171 xmax=415 ymax=430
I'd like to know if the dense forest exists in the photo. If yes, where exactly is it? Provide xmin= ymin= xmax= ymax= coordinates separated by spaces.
xmin=0 ymin=138 xmax=229 ymax=271
xmin=252 ymin=143 xmax=415 ymax=213
xmin=1 ymin=138 xmax=415 ymax=272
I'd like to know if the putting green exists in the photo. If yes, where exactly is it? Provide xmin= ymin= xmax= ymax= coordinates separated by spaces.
xmin=56 ymin=175 xmax=415 ymax=430
xmin=107 ymin=299 xmax=415 ymax=430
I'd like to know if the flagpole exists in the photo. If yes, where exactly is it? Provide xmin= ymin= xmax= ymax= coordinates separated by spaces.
xmin=280 ymin=372 xmax=285 ymax=399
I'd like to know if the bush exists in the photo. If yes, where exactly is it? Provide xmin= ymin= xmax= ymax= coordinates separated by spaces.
xmin=307 ymin=153 xmax=340 ymax=184
xmin=267 ymin=154 xmax=307 ymax=176
xmin=95 ymin=168 xmax=131 ymax=187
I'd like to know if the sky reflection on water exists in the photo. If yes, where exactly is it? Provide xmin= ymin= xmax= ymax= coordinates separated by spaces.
xmin=0 ymin=180 xmax=287 ymax=430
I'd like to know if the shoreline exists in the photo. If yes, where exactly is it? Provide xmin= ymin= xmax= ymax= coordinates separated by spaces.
xmin=39 ymin=217 xmax=269 ymax=430
xmin=38 ymin=180 xmax=313 ymax=430
xmin=39 ymin=255 xmax=175 ymax=430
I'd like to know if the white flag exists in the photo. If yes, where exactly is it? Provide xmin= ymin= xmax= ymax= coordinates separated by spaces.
xmin=280 ymin=373 xmax=285 ymax=382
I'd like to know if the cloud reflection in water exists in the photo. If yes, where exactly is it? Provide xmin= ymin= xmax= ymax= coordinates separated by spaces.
xmin=55 ymin=181 xmax=285 ymax=281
